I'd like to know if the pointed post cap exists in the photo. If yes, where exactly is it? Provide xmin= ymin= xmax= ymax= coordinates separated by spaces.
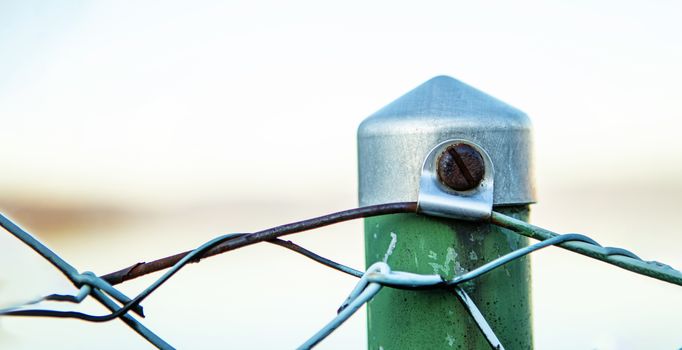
xmin=358 ymin=75 xmax=535 ymax=206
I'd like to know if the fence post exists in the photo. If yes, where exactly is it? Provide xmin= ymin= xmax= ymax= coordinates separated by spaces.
xmin=358 ymin=76 xmax=536 ymax=349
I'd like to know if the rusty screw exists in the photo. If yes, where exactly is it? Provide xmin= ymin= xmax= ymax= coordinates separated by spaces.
xmin=437 ymin=143 xmax=485 ymax=191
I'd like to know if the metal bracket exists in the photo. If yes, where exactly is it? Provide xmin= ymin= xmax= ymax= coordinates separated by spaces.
xmin=417 ymin=139 xmax=494 ymax=221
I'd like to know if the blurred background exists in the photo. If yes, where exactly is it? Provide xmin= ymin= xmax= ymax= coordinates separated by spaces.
xmin=1 ymin=1 xmax=681 ymax=349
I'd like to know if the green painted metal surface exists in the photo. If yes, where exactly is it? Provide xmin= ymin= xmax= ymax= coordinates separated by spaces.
xmin=365 ymin=206 xmax=532 ymax=349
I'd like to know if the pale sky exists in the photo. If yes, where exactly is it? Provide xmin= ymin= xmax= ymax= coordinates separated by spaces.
xmin=1 ymin=0 xmax=681 ymax=206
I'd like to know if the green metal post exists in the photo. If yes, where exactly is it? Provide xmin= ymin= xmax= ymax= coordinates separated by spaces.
xmin=358 ymin=76 xmax=535 ymax=349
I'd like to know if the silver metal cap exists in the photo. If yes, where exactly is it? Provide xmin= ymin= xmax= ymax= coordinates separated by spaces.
xmin=358 ymin=75 xmax=535 ymax=206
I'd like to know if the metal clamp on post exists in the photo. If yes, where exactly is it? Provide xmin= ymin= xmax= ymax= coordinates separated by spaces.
xmin=418 ymin=139 xmax=494 ymax=221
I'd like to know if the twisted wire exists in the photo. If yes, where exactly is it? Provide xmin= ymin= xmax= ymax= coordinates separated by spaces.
xmin=491 ymin=211 xmax=682 ymax=286
xmin=2 ymin=202 xmax=681 ymax=350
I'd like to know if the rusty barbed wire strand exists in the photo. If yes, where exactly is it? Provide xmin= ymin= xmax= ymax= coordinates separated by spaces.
xmin=99 ymin=202 xmax=417 ymax=285
xmin=2 ymin=233 xmax=365 ymax=322
xmin=1 ymin=203 xmax=417 ymax=327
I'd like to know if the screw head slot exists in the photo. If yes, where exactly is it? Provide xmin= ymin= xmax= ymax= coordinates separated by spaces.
xmin=437 ymin=143 xmax=485 ymax=191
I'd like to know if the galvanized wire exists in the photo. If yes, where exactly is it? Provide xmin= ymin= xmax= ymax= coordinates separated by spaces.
xmin=491 ymin=211 xmax=682 ymax=286
xmin=0 ymin=213 xmax=170 ymax=349
xmin=1 ymin=202 xmax=681 ymax=349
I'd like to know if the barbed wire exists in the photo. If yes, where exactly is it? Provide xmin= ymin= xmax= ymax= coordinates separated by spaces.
xmin=99 ymin=202 xmax=418 ymax=286
xmin=1 ymin=202 xmax=680 ymax=349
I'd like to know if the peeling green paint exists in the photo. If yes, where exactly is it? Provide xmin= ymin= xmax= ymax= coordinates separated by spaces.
xmin=365 ymin=207 xmax=533 ymax=349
